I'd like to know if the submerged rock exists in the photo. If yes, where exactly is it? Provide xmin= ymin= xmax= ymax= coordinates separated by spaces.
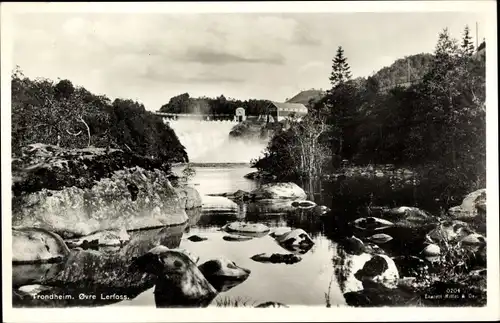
xmin=187 ymin=235 xmax=208 ymax=242
xmin=12 ymin=227 xmax=70 ymax=264
xmin=198 ymin=257 xmax=251 ymax=293
xmin=250 ymin=253 xmax=302 ymax=264
xmin=12 ymin=167 xmax=188 ymax=239
xmin=223 ymin=235 xmax=253 ymax=242
xmin=255 ymin=301 xmax=288 ymax=308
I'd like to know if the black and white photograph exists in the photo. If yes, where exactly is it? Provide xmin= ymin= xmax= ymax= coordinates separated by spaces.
xmin=1 ymin=1 xmax=498 ymax=322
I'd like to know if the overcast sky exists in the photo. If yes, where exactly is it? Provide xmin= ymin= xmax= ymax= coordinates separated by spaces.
xmin=11 ymin=10 xmax=489 ymax=111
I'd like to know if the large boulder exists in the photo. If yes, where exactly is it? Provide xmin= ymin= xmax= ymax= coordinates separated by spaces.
xmin=12 ymin=228 xmax=71 ymax=264
xmin=272 ymin=228 xmax=315 ymax=254
xmin=12 ymin=167 xmax=188 ymax=238
xmin=175 ymin=185 xmax=202 ymax=209
xmin=448 ymin=188 xmax=486 ymax=219
xmin=333 ymin=250 xmax=399 ymax=294
xmin=198 ymin=257 xmax=251 ymax=292
xmin=250 ymin=182 xmax=307 ymax=200
xmin=132 ymin=249 xmax=218 ymax=308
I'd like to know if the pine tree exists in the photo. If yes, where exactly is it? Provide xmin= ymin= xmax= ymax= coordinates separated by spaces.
xmin=329 ymin=46 xmax=352 ymax=88
xmin=461 ymin=25 xmax=475 ymax=57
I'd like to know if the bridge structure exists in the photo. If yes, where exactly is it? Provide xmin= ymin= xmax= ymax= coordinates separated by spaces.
xmin=154 ymin=112 xmax=237 ymax=122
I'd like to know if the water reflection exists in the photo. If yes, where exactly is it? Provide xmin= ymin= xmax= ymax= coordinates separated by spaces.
xmin=13 ymin=224 xmax=187 ymax=308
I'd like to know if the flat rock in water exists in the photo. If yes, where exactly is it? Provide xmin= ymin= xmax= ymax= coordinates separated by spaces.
xmin=222 ymin=221 xmax=270 ymax=235
xmin=367 ymin=233 xmax=393 ymax=244
xmin=223 ymin=235 xmax=253 ymax=242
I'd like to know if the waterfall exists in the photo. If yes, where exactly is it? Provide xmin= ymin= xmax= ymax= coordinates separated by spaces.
xmin=166 ymin=119 xmax=267 ymax=163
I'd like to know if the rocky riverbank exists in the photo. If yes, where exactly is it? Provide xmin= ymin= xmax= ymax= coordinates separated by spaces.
xmin=333 ymin=188 xmax=487 ymax=307
xmin=246 ymin=164 xmax=418 ymax=184
xmin=11 ymin=143 xmax=209 ymax=307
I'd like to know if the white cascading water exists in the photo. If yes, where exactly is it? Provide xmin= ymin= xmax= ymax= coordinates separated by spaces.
xmin=166 ymin=118 xmax=268 ymax=163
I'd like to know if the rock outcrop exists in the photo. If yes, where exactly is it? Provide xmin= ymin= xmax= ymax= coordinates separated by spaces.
xmin=251 ymin=182 xmax=307 ymax=200
xmin=175 ymin=185 xmax=203 ymax=210
xmin=13 ymin=166 xmax=189 ymax=239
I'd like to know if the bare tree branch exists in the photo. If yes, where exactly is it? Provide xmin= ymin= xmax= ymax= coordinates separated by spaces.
xmin=78 ymin=115 xmax=91 ymax=147
xmin=66 ymin=129 xmax=83 ymax=136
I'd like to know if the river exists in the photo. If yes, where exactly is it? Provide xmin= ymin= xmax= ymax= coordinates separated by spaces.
xmin=112 ymin=163 xmax=453 ymax=307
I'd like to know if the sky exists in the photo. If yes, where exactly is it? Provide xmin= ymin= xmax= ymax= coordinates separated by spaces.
xmin=10 ymin=9 xmax=490 ymax=111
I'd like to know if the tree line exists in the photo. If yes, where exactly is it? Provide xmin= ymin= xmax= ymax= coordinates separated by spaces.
xmin=11 ymin=68 xmax=188 ymax=163
xmin=159 ymin=93 xmax=270 ymax=116
xmin=254 ymin=26 xmax=486 ymax=194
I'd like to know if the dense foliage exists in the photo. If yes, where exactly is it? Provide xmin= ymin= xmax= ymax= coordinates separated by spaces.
xmin=11 ymin=68 xmax=188 ymax=163
xmin=255 ymin=27 xmax=486 ymax=194
xmin=159 ymin=93 xmax=270 ymax=116
xmin=372 ymin=53 xmax=434 ymax=90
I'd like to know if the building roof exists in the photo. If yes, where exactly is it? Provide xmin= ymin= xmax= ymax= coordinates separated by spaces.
xmin=268 ymin=101 xmax=308 ymax=117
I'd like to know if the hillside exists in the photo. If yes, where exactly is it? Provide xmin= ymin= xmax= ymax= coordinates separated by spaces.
xmin=372 ymin=53 xmax=434 ymax=89
xmin=286 ymin=89 xmax=326 ymax=107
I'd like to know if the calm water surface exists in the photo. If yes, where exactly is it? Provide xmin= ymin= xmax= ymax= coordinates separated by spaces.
xmin=113 ymin=163 xmax=451 ymax=307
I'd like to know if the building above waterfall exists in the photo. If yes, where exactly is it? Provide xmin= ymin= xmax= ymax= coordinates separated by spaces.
xmin=258 ymin=101 xmax=308 ymax=123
